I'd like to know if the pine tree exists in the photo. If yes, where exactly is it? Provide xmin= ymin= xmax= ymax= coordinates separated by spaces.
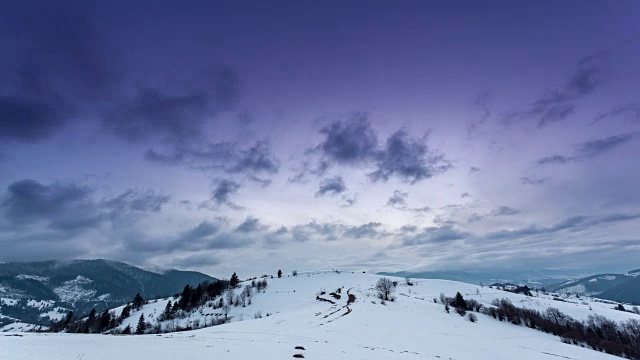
xmin=163 ymin=300 xmax=173 ymax=320
xmin=179 ymin=285 xmax=191 ymax=310
xmin=120 ymin=304 xmax=131 ymax=321
xmin=230 ymin=272 xmax=240 ymax=288
xmin=277 ymin=270 xmax=282 ymax=278
xmin=133 ymin=293 xmax=145 ymax=309
xmin=135 ymin=314 xmax=146 ymax=335
xmin=122 ymin=324 xmax=131 ymax=334
xmin=454 ymin=292 xmax=467 ymax=310
xmin=86 ymin=308 xmax=97 ymax=330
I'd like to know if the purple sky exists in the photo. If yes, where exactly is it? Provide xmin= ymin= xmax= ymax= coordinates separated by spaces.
xmin=1 ymin=0 xmax=639 ymax=277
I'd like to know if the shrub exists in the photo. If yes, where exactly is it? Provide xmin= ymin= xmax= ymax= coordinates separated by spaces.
xmin=375 ymin=278 xmax=396 ymax=301
xmin=468 ymin=313 xmax=477 ymax=322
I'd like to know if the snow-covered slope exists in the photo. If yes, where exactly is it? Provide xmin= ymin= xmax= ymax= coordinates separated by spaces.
xmin=2 ymin=271 xmax=638 ymax=360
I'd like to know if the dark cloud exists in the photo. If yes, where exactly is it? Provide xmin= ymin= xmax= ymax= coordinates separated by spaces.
xmin=343 ymin=222 xmax=382 ymax=239
xmin=0 ymin=179 xmax=170 ymax=237
xmin=1 ymin=179 xmax=100 ymax=231
xmin=467 ymin=89 xmax=493 ymax=134
xmin=460 ymin=192 xmax=471 ymax=198
xmin=0 ymin=2 xmax=116 ymax=143
xmin=210 ymin=179 xmax=242 ymax=207
xmin=593 ymin=103 xmax=640 ymax=124
xmin=505 ymin=55 xmax=606 ymax=127
xmin=317 ymin=113 xmax=378 ymax=165
xmin=309 ymin=114 xmax=451 ymax=184
xmin=489 ymin=206 xmax=521 ymax=216
xmin=402 ymin=226 xmax=469 ymax=246
xmin=520 ymin=176 xmax=546 ymax=185
xmin=0 ymin=97 xmax=64 ymax=142
xmin=537 ymin=133 xmax=635 ymax=165
xmin=234 ymin=217 xmax=268 ymax=233
xmin=369 ymin=131 xmax=452 ymax=184
xmin=485 ymin=212 xmax=640 ymax=241
xmin=103 ymin=189 xmax=170 ymax=212
xmin=315 ymin=176 xmax=346 ymax=197
xmin=469 ymin=167 xmax=481 ymax=173
xmin=146 ymin=141 xmax=279 ymax=176
xmin=386 ymin=190 xmax=408 ymax=209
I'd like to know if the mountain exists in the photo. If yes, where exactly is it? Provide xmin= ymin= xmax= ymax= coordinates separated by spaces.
xmin=0 ymin=259 xmax=216 ymax=327
xmin=378 ymin=268 xmax=582 ymax=288
xmin=547 ymin=269 xmax=640 ymax=305
xmin=2 ymin=271 xmax=637 ymax=359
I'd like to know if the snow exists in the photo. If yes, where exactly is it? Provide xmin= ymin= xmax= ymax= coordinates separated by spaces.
xmin=1 ymin=272 xmax=637 ymax=360
xmin=53 ymin=276 xmax=96 ymax=304
xmin=559 ymin=283 xmax=587 ymax=294
xmin=38 ymin=307 xmax=68 ymax=322
xmin=0 ymin=298 xmax=18 ymax=306
xmin=15 ymin=275 xmax=49 ymax=282
xmin=26 ymin=300 xmax=56 ymax=310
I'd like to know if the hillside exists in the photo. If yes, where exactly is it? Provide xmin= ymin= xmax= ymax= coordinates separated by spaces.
xmin=548 ymin=270 xmax=640 ymax=304
xmin=3 ymin=272 xmax=638 ymax=359
xmin=0 ymin=259 xmax=216 ymax=327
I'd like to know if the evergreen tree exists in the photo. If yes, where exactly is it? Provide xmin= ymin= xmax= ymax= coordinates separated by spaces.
xmin=179 ymin=285 xmax=191 ymax=310
xmin=122 ymin=324 xmax=131 ymax=334
xmin=163 ymin=300 xmax=173 ymax=320
xmin=98 ymin=310 xmax=111 ymax=332
xmin=64 ymin=311 xmax=74 ymax=325
xmin=86 ymin=308 xmax=97 ymax=330
xmin=133 ymin=293 xmax=145 ymax=309
xmin=120 ymin=304 xmax=131 ymax=321
xmin=230 ymin=272 xmax=240 ymax=288
xmin=454 ymin=292 xmax=467 ymax=310
xmin=135 ymin=314 xmax=146 ymax=335
xmin=277 ymin=270 xmax=282 ymax=278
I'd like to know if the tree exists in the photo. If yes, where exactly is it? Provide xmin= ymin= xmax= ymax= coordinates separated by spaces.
xmin=135 ymin=314 xmax=146 ymax=334
xmin=453 ymin=292 xmax=467 ymax=310
xmin=163 ymin=300 xmax=173 ymax=320
xmin=375 ymin=278 xmax=396 ymax=301
xmin=292 ymin=270 xmax=298 ymax=276
xmin=179 ymin=285 xmax=191 ymax=310
xmin=120 ymin=304 xmax=131 ymax=321
xmin=133 ymin=293 xmax=145 ymax=309
xmin=86 ymin=308 xmax=97 ymax=331
xmin=230 ymin=272 xmax=240 ymax=288
xmin=277 ymin=270 xmax=282 ymax=278
xmin=122 ymin=324 xmax=131 ymax=334
xmin=468 ymin=313 xmax=478 ymax=322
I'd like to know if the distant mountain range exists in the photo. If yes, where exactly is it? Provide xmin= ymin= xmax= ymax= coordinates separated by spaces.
xmin=378 ymin=269 xmax=585 ymax=288
xmin=547 ymin=269 xmax=640 ymax=304
xmin=379 ymin=268 xmax=640 ymax=305
xmin=0 ymin=259 xmax=216 ymax=328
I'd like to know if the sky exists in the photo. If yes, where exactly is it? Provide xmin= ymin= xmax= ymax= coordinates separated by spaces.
xmin=1 ymin=0 xmax=639 ymax=277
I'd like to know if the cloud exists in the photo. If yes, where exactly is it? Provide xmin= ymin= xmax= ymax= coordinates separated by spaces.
xmin=469 ymin=167 xmax=481 ymax=173
xmin=537 ymin=133 xmax=635 ymax=165
xmin=0 ymin=2 xmax=117 ymax=143
xmin=484 ymin=212 xmax=640 ymax=241
xmin=467 ymin=89 xmax=493 ymax=134
xmin=593 ymin=103 xmax=640 ymax=124
xmin=234 ymin=217 xmax=268 ymax=233
xmin=1 ymin=179 xmax=101 ymax=231
xmin=317 ymin=113 xmax=378 ymax=165
xmin=146 ymin=141 xmax=279 ymax=176
xmin=369 ymin=131 xmax=452 ymax=184
xmin=103 ymin=189 xmax=170 ymax=213
xmin=210 ymin=179 xmax=242 ymax=207
xmin=343 ymin=222 xmax=382 ymax=239
xmin=505 ymin=54 xmax=606 ymax=127
xmin=315 ymin=176 xmax=346 ymax=197
xmin=385 ymin=190 xmax=430 ymax=213
xmin=489 ymin=206 xmax=521 ymax=216
xmin=307 ymin=114 xmax=451 ymax=184
xmin=339 ymin=194 xmax=358 ymax=208
xmin=0 ymin=97 xmax=64 ymax=142
xmin=402 ymin=226 xmax=469 ymax=246
xmin=386 ymin=190 xmax=408 ymax=209
xmin=520 ymin=176 xmax=546 ymax=185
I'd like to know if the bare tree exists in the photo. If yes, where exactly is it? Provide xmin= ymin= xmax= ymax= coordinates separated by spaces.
xmin=375 ymin=278 xmax=396 ymax=301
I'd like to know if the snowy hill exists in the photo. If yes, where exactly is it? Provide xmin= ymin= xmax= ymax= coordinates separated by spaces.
xmin=2 ymin=271 xmax=639 ymax=359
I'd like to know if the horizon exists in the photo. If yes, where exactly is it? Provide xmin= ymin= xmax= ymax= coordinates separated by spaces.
xmin=1 ymin=0 xmax=640 ymax=276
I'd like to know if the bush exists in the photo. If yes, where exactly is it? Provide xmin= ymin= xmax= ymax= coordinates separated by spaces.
xmin=375 ymin=278 xmax=396 ymax=301
xmin=468 ymin=313 xmax=477 ymax=322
